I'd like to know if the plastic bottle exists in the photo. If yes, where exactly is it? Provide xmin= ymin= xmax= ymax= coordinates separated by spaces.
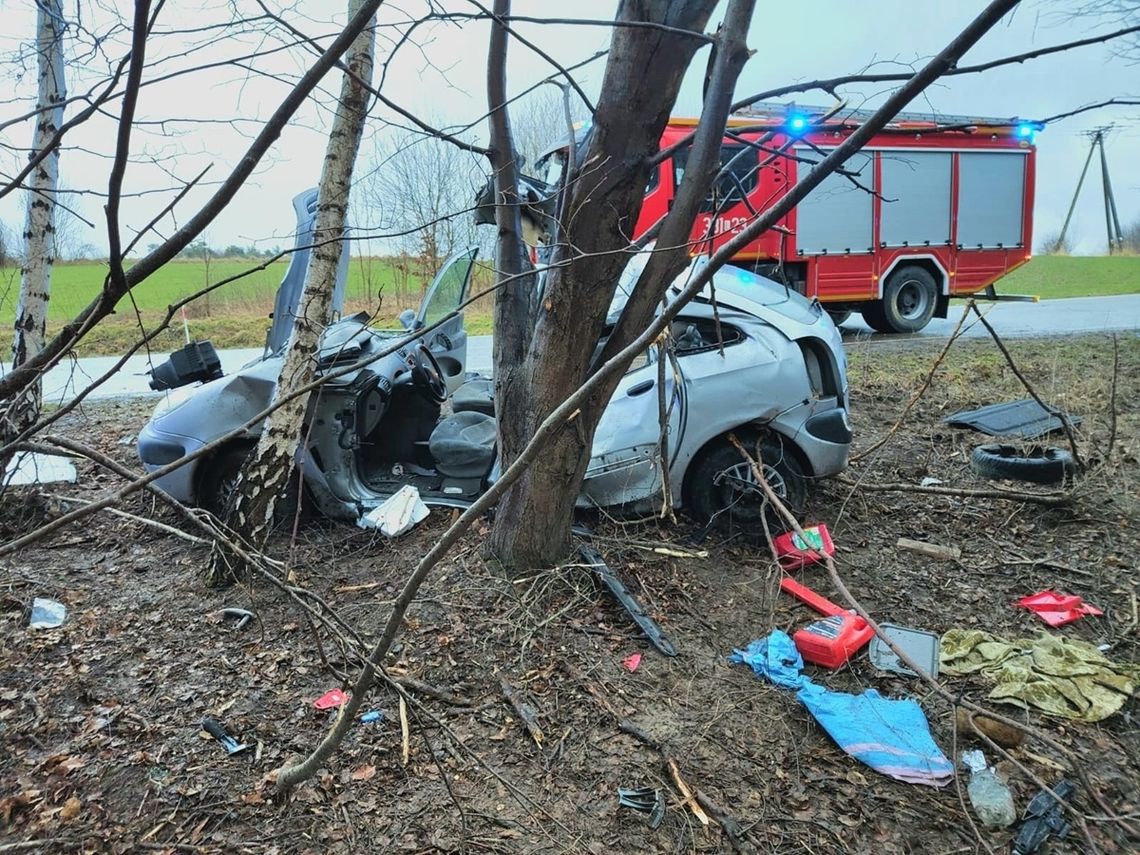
xmin=961 ymin=749 xmax=1016 ymax=828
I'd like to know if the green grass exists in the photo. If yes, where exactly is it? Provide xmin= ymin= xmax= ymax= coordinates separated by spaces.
xmin=998 ymin=255 xmax=1140 ymax=299
xmin=0 ymin=253 xmax=1134 ymax=357
xmin=0 ymin=257 xmax=494 ymax=356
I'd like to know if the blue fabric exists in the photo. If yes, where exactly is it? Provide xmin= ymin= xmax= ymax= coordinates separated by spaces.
xmin=732 ymin=631 xmax=953 ymax=787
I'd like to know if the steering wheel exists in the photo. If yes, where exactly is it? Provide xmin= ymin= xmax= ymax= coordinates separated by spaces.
xmin=410 ymin=341 xmax=448 ymax=403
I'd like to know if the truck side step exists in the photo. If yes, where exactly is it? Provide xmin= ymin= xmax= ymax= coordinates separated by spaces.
xmin=960 ymin=285 xmax=1039 ymax=303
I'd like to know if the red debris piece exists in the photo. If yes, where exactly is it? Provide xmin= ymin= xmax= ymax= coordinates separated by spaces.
xmin=774 ymin=524 xmax=835 ymax=571
xmin=1017 ymin=590 xmax=1103 ymax=627
xmin=622 ymin=653 xmax=642 ymax=672
xmin=314 ymin=688 xmax=349 ymax=710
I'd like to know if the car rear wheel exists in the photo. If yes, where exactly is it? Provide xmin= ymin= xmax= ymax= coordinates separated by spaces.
xmin=826 ymin=308 xmax=852 ymax=327
xmin=684 ymin=436 xmax=806 ymax=532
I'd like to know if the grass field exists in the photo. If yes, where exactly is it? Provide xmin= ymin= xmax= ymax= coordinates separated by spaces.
xmin=1000 ymin=254 xmax=1140 ymax=299
xmin=0 ymin=254 xmax=1134 ymax=356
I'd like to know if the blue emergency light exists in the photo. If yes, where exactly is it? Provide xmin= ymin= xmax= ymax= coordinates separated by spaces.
xmin=788 ymin=114 xmax=808 ymax=133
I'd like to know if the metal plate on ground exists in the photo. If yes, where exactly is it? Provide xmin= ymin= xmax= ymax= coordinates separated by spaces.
xmin=944 ymin=398 xmax=1080 ymax=439
xmin=869 ymin=623 xmax=940 ymax=678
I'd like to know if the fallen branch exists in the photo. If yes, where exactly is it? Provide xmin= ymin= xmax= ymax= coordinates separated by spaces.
xmin=896 ymin=537 xmax=961 ymax=562
xmin=837 ymin=475 xmax=1072 ymax=507
xmin=499 ymin=676 xmax=544 ymax=747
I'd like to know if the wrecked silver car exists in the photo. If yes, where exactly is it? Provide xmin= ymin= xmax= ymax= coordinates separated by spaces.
xmin=138 ymin=190 xmax=851 ymax=528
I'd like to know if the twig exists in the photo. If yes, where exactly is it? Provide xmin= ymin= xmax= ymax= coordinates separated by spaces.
xmin=1105 ymin=333 xmax=1119 ymax=462
xmin=970 ymin=303 xmax=1085 ymax=471
xmin=399 ymin=697 xmax=410 ymax=766
xmin=850 ymin=302 xmax=970 ymax=463
xmin=667 ymin=758 xmax=711 ymax=827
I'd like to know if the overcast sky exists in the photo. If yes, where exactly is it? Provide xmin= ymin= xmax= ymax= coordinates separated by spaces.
xmin=0 ymin=0 xmax=1136 ymax=257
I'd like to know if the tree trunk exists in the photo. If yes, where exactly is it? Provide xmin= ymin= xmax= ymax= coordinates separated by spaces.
xmin=206 ymin=0 xmax=375 ymax=585
xmin=485 ymin=1 xmax=724 ymax=569
xmin=5 ymin=0 xmax=66 ymax=450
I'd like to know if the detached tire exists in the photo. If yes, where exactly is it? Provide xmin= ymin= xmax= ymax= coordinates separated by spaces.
xmin=684 ymin=435 xmax=807 ymax=532
xmin=969 ymin=444 xmax=1076 ymax=485
xmin=865 ymin=265 xmax=939 ymax=334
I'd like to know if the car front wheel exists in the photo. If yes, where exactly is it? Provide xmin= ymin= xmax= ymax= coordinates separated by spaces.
xmin=684 ymin=436 xmax=807 ymax=531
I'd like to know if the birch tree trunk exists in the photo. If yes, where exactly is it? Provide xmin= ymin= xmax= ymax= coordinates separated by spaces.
xmin=206 ymin=0 xmax=376 ymax=585
xmin=5 ymin=0 xmax=66 ymax=446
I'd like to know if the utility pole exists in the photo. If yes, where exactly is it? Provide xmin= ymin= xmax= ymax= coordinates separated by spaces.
xmin=1058 ymin=128 xmax=1124 ymax=254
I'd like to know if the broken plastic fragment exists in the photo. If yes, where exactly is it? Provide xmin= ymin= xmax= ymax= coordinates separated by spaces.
xmin=314 ymin=688 xmax=348 ymax=710
xmin=358 ymin=485 xmax=429 ymax=537
xmin=28 ymin=598 xmax=67 ymax=629
xmin=623 ymin=653 xmax=642 ymax=672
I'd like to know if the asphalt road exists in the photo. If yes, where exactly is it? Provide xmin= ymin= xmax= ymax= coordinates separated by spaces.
xmin=15 ymin=293 xmax=1138 ymax=403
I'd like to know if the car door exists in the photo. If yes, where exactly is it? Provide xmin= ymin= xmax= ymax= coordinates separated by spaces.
xmin=582 ymin=345 xmax=687 ymax=507
xmin=414 ymin=247 xmax=478 ymax=395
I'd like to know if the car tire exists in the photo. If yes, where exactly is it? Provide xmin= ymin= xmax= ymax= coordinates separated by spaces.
xmin=826 ymin=308 xmax=853 ymax=327
xmin=684 ymin=435 xmax=807 ymax=531
xmin=198 ymin=443 xmax=304 ymax=525
xmin=969 ymin=443 xmax=1076 ymax=485
xmin=874 ymin=265 xmax=939 ymax=333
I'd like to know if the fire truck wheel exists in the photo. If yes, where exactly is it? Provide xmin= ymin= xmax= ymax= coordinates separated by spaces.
xmin=877 ymin=265 xmax=938 ymax=333
xmin=826 ymin=309 xmax=852 ymax=327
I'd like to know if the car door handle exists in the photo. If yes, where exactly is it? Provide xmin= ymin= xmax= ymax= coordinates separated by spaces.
xmin=626 ymin=380 xmax=654 ymax=396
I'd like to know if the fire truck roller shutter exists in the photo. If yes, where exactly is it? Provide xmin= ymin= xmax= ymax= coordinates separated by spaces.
xmin=794 ymin=150 xmax=874 ymax=255
xmin=879 ymin=151 xmax=952 ymax=248
xmin=957 ymin=152 xmax=1027 ymax=249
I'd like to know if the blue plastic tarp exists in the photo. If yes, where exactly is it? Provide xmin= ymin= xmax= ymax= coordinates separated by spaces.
xmin=731 ymin=631 xmax=953 ymax=787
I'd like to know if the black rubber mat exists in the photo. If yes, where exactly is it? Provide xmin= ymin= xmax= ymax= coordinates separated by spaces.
xmin=944 ymin=398 xmax=1080 ymax=439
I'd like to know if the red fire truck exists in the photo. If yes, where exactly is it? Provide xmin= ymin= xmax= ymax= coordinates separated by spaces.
xmin=549 ymin=103 xmax=1039 ymax=333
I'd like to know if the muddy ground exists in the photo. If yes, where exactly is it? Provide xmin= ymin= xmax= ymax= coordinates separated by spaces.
xmin=1 ymin=332 xmax=1138 ymax=854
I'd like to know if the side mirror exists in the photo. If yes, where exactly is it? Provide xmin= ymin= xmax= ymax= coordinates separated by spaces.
xmin=398 ymin=308 xmax=419 ymax=331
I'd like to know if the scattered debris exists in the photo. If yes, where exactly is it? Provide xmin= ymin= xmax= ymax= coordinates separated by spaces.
xmin=201 ymin=716 xmax=250 ymax=756
xmin=1011 ymin=779 xmax=1076 ymax=855
xmin=360 ymin=710 xmax=383 ymax=724
xmin=622 ymin=653 xmax=642 ymax=672
xmin=945 ymin=398 xmax=1080 ymax=440
xmin=314 ymin=689 xmax=348 ymax=710
xmin=896 ymin=537 xmax=961 ymax=562
xmin=1017 ymin=590 xmax=1103 ymax=627
xmin=954 ymin=709 xmax=1024 ymax=749
xmin=774 ymin=523 xmax=834 ymax=569
xmin=731 ymin=631 xmax=953 ymax=786
xmin=779 ymin=577 xmax=872 ymax=668
xmin=869 ymin=623 xmax=940 ymax=677
xmin=357 ymin=485 xmax=429 ymax=536
xmin=919 ymin=476 xmax=943 ymax=487
xmin=968 ymin=444 xmax=1076 ymax=485
xmin=941 ymin=629 xmax=1139 ymax=722
xmin=617 ymin=787 xmax=665 ymax=829
xmin=961 ymin=749 xmax=1016 ymax=828
xmin=580 ymin=545 xmax=677 ymax=657
xmin=4 ymin=451 xmax=77 ymax=487
xmin=28 ymin=598 xmax=67 ymax=629
xmin=500 ymin=676 xmax=543 ymax=747
xmin=220 ymin=607 xmax=254 ymax=630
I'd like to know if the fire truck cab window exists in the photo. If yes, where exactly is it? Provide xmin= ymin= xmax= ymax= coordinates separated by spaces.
xmin=673 ymin=144 xmax=758 ymax=212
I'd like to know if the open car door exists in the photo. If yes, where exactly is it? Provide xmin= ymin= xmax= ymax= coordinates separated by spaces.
xmin=413 ymin=247 xmax=478 ymax=395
